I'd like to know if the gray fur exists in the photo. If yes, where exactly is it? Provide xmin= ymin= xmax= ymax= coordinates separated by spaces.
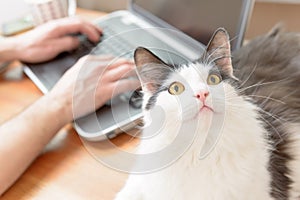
xmin=232 ymin=26 xmax=300 ymax=199
xmin=134 ymin=47 xmax=173 ymax=94
xmin=134 ymin=47 xmax=174 ymax=109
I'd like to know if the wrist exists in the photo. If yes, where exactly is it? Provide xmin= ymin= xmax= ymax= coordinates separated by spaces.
xmin=0 ymin=37 xmax=20 ymax=62
xmin=41 ymin=93 xmax=73 ymax=126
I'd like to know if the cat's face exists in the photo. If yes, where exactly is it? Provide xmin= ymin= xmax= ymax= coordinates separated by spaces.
xmin=158 ymin=63 xmax=233 ymax=121
xmin=134 ymin=28 xmax=241 ymax=146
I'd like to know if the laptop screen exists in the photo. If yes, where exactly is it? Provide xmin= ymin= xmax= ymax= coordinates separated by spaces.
xmin=132 ymin=0 xmax=252 ymax=50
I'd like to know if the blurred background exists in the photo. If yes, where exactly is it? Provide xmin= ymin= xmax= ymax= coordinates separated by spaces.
xmin=0 ymin=0 xmax=127 ymax=26
xmin=1 ymin=0 xmax=300 ymax=39
xmin=77 ymin=0 xmax=127 ymax=12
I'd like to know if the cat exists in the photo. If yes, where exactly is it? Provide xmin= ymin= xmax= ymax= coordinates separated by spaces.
xmin=115 ymin=26 xmax=300 ymax=200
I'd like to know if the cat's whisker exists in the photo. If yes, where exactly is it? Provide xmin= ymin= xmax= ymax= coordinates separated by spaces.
xmin=256 ymin=106 xmax=287 ymax=124
xmin=207 ymin=55 xmax=233 ymax=68
xmin=206 ymin=35 xmax=239 ymax=67
xmin=229 ymin=34 xmax=239 ymax=46
xmin=234 ymin=110 xmax=279 ymax=150
xmin=258 ymin=115 xmax=283 ymax=144
xmin=226 ymin=94 xmax=286 ymax=105
xmin=238 ymin=63 xmax=259 ymax=88
xmin=164 ymin=46 xmax=176 ymax=66
xmin=236 ymin=78 xmax=290 ymax=94
xmin=224 ymin=102 xmax=283 ymax=125
xmin=204 ymin=34 xmax=238 ymax=67
xmin=222 ymin=103 xmax=246 ymax=110
xmin=223 ymin=95 xmax=250 ymax=102
xmin=225 ymin=92 xmax=288 ymax=127
xmin=226 ymin=104 xmax=284 ymax=142
xmin=281 ymin=89 xmax=297 ymax=100
xmin=225 ymin=99 xmax=286 ymax=123
xmin=203 ymin=42 xmax=227 ymax=66
xmin=260 ymin=94 xmax=276 ymax=108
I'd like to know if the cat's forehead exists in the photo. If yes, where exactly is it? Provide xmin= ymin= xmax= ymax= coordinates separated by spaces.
xmin=171 ymin=62 xmax=212 ymax=82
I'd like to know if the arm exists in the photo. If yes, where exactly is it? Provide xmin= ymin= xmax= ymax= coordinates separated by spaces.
xmin=0 ymin=56 xmax=140 ymax=195
xmin=0 ymin=38 xmax=18 ymax=62
xmin=0 ymin=17 xmax=102 ymax=63
xmin=0 ymin=94 xmax=69 ymax=195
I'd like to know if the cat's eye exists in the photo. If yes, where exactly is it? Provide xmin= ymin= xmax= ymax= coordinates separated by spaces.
xmin=168 ymin=82 xmax=185 ymax=95
xmin=207 ymin=74 xmax=222 ymax=85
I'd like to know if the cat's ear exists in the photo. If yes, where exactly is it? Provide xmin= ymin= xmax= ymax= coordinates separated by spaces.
xmin=202 ymin=28 xmax=234 ymax=77
xmin=134 ymin=47 xmax=167 ymax=67
xmin=267 ymin=23 xmax=284 ymax=38
xmin=134 ymin=47 xmax=171 ymax=94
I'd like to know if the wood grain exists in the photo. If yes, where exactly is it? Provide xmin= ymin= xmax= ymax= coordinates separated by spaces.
xmin=0 ymin=9 xmax=138 ymax=200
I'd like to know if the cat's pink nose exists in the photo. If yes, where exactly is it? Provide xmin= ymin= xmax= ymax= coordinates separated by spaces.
xmin=195 ymin=90 xmax=209 ymax=102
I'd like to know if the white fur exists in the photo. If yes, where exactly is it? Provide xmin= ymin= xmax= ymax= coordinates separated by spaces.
xmin=286 ymin=123 xmax=300 ymax=199
xmin=115 ymin=63 xmax=273 ymax=200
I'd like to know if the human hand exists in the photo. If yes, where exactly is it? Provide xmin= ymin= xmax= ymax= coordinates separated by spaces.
xmin=47 ymin=55 xmax=140 ymax=123
xmin=13 ymin=17 xmax=102 ymax=63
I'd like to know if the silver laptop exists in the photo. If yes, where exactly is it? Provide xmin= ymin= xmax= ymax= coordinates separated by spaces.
xmin=24 ymin=0 xmax=254 ymax=141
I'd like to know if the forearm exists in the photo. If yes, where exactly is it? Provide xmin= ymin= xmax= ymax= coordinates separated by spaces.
xmin=0 ymin=37 xmax=19 ymax=62
xmin=0 ymin=94 xmax=70 ymax=195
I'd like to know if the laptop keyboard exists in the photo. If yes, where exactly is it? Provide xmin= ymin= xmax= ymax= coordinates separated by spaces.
xmin=92 ymin=26 xmax=135 ymax=58
xmin=73 ymin=24 xmax=135 ymax=59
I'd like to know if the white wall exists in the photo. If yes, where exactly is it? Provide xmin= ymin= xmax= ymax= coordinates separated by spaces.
xmin=77 ymin=0 xmax=128 ymax=12
xmin=0 ymin=0 xmax=127 ymax=26
xmin=256 ymin=0 xmax=300 ymax=3
xmin=0 ymin=0 xmax=30 ymax=24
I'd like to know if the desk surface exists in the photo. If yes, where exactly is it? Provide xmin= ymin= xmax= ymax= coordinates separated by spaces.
xmin=0 ymin=8 xmax=136 ymax=200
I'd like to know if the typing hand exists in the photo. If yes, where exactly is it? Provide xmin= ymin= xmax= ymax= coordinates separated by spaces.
xmin=13 ymin=17 xmax=102 ymax=63
xmin=48 ymin=55 xmax=140 ymax=123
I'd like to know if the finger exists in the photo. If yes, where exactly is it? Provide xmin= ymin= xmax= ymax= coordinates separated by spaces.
xmin=86 ymin=57 xmax=135 ymax=77
xmin=80 ymin=22 xmax=102 ymax=42
xmin=50 ymin=36 xmax=80 ymax=53
xmin=85 ymin=55 xmax=133 ymax=68
xmin=106 ymin=59 xmax=135 ymax=70
xmin=116 ymin=67 xmax=138 ymax=79
xmin=52 ymin=18 xmax=102 ymax=42
xmin=85 ymin=55 xmax=134 ymax=70
xmin=108 ymin=79 xmax=141 ymax=97
xmin=86 ymin=54 xmax=115 ymax=62
xmin=105 ymin=64 xmax=136 ymax=82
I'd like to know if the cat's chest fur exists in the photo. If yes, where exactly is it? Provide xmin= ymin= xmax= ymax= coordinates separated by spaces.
xmin=127 ymin=101 xmax=273 ymax=200
xmin=115 ymin=27 xmax=300 ymax=199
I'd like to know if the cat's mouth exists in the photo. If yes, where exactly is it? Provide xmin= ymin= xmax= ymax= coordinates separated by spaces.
xmin=190 ymin=104 xmax=214 ymax=120
xmin=199 ymin=105 xmax=214 ymax=113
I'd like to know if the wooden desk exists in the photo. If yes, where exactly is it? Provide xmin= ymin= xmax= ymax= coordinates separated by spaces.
xmin=0 ymin=8 xmax=135 ymax=200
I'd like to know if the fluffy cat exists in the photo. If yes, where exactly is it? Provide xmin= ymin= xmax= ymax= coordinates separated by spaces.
xmin=115 ymin=27 xmax=300 ymax=200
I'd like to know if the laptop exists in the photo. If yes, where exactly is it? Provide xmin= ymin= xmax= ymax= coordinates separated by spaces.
xmin=24 ymin=0 xmax=254 ymax=141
